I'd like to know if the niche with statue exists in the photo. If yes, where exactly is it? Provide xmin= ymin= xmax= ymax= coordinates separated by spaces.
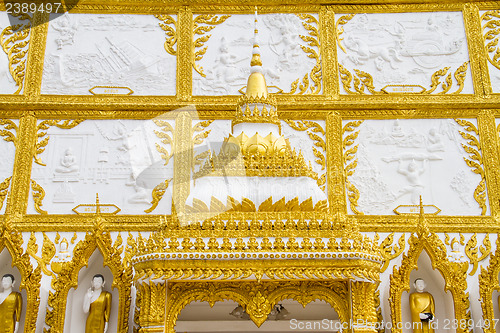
xmin=0 ymin=248 xmax=27 ymax=333
xmin=63 ymin=250 xmax=119 ymax=333
xmin=401 ymin=251 xmax=455 ymax=333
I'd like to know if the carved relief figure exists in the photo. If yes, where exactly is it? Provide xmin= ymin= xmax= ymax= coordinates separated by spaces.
xmin=55 ymin=148 xmax=79 ymax=174
xmin=268 ymin=15 xmax=303 ymax=71
xmin=409 ymin=278 xmax=435 ymax=333
xmin=51 ymin=14 xmax=78 ymax=49
xmin=83 ymin=274 xmax=111 ymax=333
xmin=42 ymin=14 xmax=175 ymax=95
xmin=426 ymin=128 xmax=445 ymax=152
xmin=343 ymin=34 xmax=403 ymax=70
xmin=448 ymin=241 xmax=466 ymax=263
xmin=54 ymin=238 xmax=71 ymax=262
xmin=338 ymin=12 xmax=470 ymax=91
xmin=194 ymin=13 xmax=317 ymax=95
xmin=0 ymin=274 xmax=22 ymax=333
xmin=397 ymin=159 xmax=427 ymax=204
xmin=202 ymin=37 xmax=247 ymax=94
xmin=126 ymin=173 xmax=149 ymax=204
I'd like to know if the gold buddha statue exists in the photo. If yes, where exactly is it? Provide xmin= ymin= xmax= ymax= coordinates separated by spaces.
xmin=83 ymin=274 xmax=112 ymax=333
xmin=0 ymin=274 xmax=22 ymax=333
xmin=409 ymin=278 xmax=435 ymax=333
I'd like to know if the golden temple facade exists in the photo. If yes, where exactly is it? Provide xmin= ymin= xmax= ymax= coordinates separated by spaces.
xmin=0 ymin=0 xmax=500 ymax=332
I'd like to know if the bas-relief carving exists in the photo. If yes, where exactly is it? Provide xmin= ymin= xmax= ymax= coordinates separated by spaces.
xmin=344 ymin=119 xmax=486 ymax=215
xmin=29 ymin=120 xmax=173 ymax=215
xmin=0 ymin=13 xmax=29 ymax=95
xmin=193 ymin=14 xmax=320 ymax=96
xmin=336 ymin=12 xmax=473 ymax=94
xmin=41 ymin=14 xmax=176 ymax=96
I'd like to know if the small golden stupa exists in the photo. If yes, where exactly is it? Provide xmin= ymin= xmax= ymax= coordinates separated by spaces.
xmin=186 ymin=10 xmax=326 ymax=214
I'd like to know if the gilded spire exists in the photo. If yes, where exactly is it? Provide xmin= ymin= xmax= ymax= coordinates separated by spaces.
xmin=234 ymin=7 xmax=278 ymax=128
xmin=245 ymin=8 xmax=268 ymax=99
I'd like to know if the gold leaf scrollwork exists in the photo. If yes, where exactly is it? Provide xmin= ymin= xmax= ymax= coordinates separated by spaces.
xmin=34 ymin=120 xmax=84 ymax=166
xmin=26 ymin=232 xmax=56 ymax=277
xmin=342 ymin=120 xmax=363 ymax=214
xmin=0 ymin=13 xmax=31 ymax=94
xmin=153 ymin=119 xmax=174 ymax=165
xmin=0 ymin=176 xmax=11 ymax=210
xmin=144 ymin=178 xmax=172 ymax=214
xmin=453 ymin=61 xmax=469 ymax=94
xmin=285 ymin=120 xmax=326 ymax=191
xmin=193 ymin=14 xmax=231 ymax=77
xmin=464 ymin=233 xmax=490 ymax=276
xmin=284 ymin=14 xmax=321 ymax=95
xmin=192 ymin=120 xmax=214 ymax=145
xmin=455 ymin=119 xmax=487 ymax=215
xmin=0 ymin=219 xmax=41 ymax=333
xmin=389 ymin=227 xmax=471 ymax=333
xmin=374 ymin=289 xmax=384 ymax=333
xmin=193 ymin=150 xmax=210 ymax=173
xmin=137 ymin=282 xmax=167 ymax=327
xmin=147 ymin=119 xmax=175 ymax=212
xmin=155 ymin=14 xmax=177 ymax=55
xmin=246 ymin=290 xmax=272 ymax=327
xmin=339 ymin=62 xmax=469 ymax=95
xmin=336 ymin=14 xmax=355 ymax=54
xmin=45 ymin=229 xmax=132 ymax=333
xmin=481 ymin=10 xmax=500 ymax=71
xmin=479 ymin=234 xmax=500 ymax=333
xmin=378 ymin=232 xmax=405 ymax=272
xmin=0 ymin=119 xmax=18 ymax=145
xmin=30 ymin=179 xmax=47 ymax=214
xmin=164 ymin=281 xmax=350 ymax=333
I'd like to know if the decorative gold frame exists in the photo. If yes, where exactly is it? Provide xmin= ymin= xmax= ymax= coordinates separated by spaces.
xmin=389 ymin=217 xmax=471 ymax=333
xmin=479 ymin=234 xmax=500 ymax=333
xmin=0 ymin=3 xmax=500 ymax=225
xmin=44 ymin=222 xmax=132 ymax=333
xmin=165 ymin=280 xmax=350 ymax=332
xmin=0 ymin=219 xmax=41 ymax=333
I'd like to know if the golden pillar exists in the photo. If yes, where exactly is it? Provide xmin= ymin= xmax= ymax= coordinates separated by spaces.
xmin=351 ymin=281 xmax=378 ymax=333
xmin=173 ymin=109 xmax=193 ymax=225
xmin=135 ymin=281 xmax=167 ymax=333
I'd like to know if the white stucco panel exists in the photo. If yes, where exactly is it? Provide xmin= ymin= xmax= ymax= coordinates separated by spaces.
xmin=28 ymin=119 xmax=173 ymax=215
xmin=192 ymin=13 xmax=321 ymax=96
xmin=342 ymin=118 xmax=488 ymax=216
xmin=41 ymin=13 xmax=176 ymax=95
xmin=336 ymin=12 xmax=473 ymax=95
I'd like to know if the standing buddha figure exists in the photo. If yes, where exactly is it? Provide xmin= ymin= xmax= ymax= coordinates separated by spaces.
xmin=0 ymin=274 xmax=22 ymax=333
xmin=409 ymin=278 xmax=435 ymax=333
xmin=83 ymin=274 xmax=112 ymax=333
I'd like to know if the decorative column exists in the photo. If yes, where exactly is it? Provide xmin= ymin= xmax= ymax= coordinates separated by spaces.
xmin=351 ymin=281 xmax=378 ymax=333
xmin=176 ymin=7 xmax=193 ymax=101
xmin=327 ymin=112 xmax=347 ymax=216
xmin=135 ymin=281 xmax=167 ymax=333
xmin=6 ymin=112 xmax=37 ymax=215
xmin=173 ymin=110 xmax=193 ymax=224
xmin=319 ymin=5 xmax=338 ymax=98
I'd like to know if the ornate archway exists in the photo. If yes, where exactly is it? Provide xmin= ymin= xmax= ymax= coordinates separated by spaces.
xmin=389 ymin=218 xmax=470 ymax=333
